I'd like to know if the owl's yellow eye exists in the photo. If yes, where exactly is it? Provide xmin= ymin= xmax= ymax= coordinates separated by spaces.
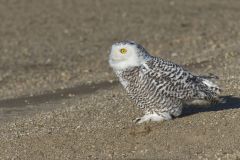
xmin=120 ymin=48 xmax=127 ymax=54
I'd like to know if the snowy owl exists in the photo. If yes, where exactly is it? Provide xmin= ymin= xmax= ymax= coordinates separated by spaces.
xmin=109 ymin=40 xmax=221 ymax=124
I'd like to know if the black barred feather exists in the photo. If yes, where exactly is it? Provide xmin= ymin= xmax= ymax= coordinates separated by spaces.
xmin=116 ymin=56 xmax=220 ymax=116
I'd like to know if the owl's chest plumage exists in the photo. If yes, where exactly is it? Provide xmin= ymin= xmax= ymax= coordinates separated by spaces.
xmin=116 ymin=65 xmax=174 ymax=111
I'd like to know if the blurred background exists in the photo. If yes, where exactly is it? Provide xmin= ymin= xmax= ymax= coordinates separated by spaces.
xmin=0 ymin=0 xmax=239 ymax=99
xmin=0 ymin=0 xmax=240 ymax=159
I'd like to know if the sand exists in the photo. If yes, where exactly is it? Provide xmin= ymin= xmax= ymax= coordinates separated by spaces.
xmin=0 ymin=0 xmax=240 ymax=159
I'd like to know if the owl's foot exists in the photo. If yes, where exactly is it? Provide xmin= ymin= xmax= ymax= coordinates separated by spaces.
xmin=133 ymin=112 xmax=172 ymax=124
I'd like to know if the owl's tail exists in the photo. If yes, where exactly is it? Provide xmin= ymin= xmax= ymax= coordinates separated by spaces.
xmin=198 ymin=74 xmax=221 ymax=103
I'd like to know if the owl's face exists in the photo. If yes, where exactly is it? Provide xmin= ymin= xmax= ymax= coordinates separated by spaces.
xmin=109 ymin=41 xmax=145 ymax=71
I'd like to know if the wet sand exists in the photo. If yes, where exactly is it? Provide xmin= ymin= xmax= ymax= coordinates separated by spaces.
xmin=0 ymin=0 xmax=240 ymax=159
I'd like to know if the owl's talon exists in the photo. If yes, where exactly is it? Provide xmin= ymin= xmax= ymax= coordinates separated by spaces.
xmin=133 ymin=112 xmax=172 ymax=124
xmin=132 ymin=117 xmax=142 ymax=124
xmin=133 ymin=116 xmax=151 ymax=124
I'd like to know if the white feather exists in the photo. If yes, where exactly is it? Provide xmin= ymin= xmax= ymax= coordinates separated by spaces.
xmin=202 ymin=79 xmax=220 ymax=94
xmin=202 ymin=79 xmax=218 ymax=88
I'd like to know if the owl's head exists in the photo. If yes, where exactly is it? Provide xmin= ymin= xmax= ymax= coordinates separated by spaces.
xmin=109 ymin=40 xmax=150 ymax=71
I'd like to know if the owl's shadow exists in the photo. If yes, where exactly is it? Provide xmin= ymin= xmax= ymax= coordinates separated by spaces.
xmin=181 ymin=96 xmax=240 ymax=117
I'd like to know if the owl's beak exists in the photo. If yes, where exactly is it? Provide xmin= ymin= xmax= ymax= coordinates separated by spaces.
xmin=111 ymin=57 xmax=123 ymax=62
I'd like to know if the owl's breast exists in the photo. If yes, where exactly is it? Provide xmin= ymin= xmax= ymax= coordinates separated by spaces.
xmin=118 ymin=67 xmax=142 ymax=91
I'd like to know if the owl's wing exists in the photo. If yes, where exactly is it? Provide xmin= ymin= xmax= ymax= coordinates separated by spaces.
xmin=142 ymin=57 xmax=219 ymax=101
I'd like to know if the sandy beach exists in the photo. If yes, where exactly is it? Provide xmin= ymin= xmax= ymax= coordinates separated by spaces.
xmin=0 ymin=0 xmax=240 ymax=159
